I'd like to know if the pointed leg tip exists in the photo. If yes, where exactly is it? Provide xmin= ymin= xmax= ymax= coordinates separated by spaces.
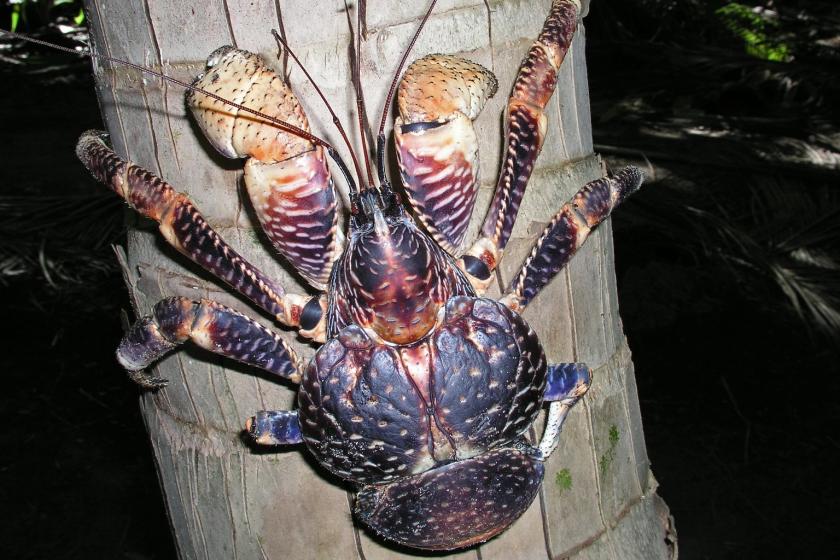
xmin=127 ymin=370 xmax=169 ymax=390
xmin=545 ymin=362 xmax=592 ymax=402
xmin=615 ymin=166 xmax=645 ymax=199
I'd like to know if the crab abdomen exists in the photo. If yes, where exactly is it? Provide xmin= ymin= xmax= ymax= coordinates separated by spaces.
xmin=355 ymin=445 xmax=544 ymax=550
xmin=297 ymin=296 xmax=546 ymax=484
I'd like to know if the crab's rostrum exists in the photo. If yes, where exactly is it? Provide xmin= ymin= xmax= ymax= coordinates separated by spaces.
xmin=79 ymin=0 xmax=643 ymax=551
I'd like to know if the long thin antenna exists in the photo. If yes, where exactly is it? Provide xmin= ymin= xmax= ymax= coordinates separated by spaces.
xmin=356 ymin=3 xmax=374 ymax=187
xmin=344 ymin=0 xmax=375 ymax=187
xmin=375 ymin=0 xmax=438 ymax=183
xmin=271 ymin=29 xmax=364 ymax=189
xmin=0 ymin=29 xmax=359 ymax=194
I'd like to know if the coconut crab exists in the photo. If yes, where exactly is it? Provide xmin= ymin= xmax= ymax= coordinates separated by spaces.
xmin=43 ymin=0 xmax=640 ymax=551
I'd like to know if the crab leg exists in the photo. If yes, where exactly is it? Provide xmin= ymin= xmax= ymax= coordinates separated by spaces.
xmin=118 ymin=297 xmax=303 ymax=389
xmin=537 ymin=363 xmax=591 ymax=459
xmin=501 ymin=167 xmax=643 ymax=311
xmin=188 ymin=47 xmax=341 ymax=290
xmin=247 ymin=410 xmax=303 ymax=446
xmin=77 ymin=131 xmax=324 ymax=338
xmin=459 ymin=0 xmax=581 ymax=291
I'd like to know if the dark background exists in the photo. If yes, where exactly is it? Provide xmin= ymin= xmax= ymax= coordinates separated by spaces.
xmin=1 ymin=1 xmax=838 ymax=558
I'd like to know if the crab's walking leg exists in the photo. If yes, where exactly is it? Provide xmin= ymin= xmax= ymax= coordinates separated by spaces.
xmin=459 ymin=0 xmax=580 ymax=291
xmin=537 ymin=363 xmax=592 ymax=459
xmin=247 ymin=410 xmax=303 ymax=446
xmin=118 ymin=297 xmax=303 ymax=389
xmin=501 ymin=167 xmax=643 ymax=311
xmin=188 ymin=47 xmax=341 ymax=290
xmin=77 ymin=131 xmax=324 ymax=338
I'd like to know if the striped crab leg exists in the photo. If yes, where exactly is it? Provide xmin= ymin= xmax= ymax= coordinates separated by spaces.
xmin=188 ymin=47 xmax=342 ymax=291
xmin=458 ymin=0 xmax=581 ymax=292
xmin=118 ymin=297 xmax=304 ymax=389
xmin=500 ymin=167 xmax=643 ymax=312
xmin=77 ymin=131 xmax=324 ymax=340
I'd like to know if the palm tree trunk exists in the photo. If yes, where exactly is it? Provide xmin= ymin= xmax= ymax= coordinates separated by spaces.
xmin=83 ymin=0 xmax=676 ymax=558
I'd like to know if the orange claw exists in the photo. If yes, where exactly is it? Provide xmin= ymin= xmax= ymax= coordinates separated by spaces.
xmin=395 ymin=55 xmax=497 ymax=254
xmin=188 ymin=47 xmax=341 ymax=290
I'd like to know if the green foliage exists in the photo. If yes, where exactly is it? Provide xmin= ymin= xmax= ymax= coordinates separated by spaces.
xmin=599 ymin=425 xmax=620 ymax=475
xmin=5 ymin=0 xmax=85 ymax=33
xmin=10 ymin=3 xmax=20 ymax=32
xmin=715 ymin=3 xmax=790 ymax=61
xmin=554 ymin=468 xmax=573 ymax=493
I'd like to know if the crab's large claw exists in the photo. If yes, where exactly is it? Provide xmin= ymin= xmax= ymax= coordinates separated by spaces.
xmin=187 ymin=47 xmax=340 ymax=290
xmin=354 ymin=445 xmax=543 ymax=551
xmin=395 ymin=55 xmax=497 ymax=254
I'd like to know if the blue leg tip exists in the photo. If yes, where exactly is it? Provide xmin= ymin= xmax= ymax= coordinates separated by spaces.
xmin=544 ymin=363 xmax=591 ymax=402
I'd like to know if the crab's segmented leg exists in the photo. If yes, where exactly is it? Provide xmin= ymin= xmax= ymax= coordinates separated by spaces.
xmin=501 ymin=167 xmax=643 ymax=311
xmin=246 ymin=410 xmax=303 ymax=446
xmin=77 ymin=131 xmax=324 ymax=337
xmin=188 ymin=47 xmax=341 ymax=290
xmin=460 ymin=0 xmax=581 ymax=291
xmin=118 ymin=297 xmax=303 ymax=389
xmin=537 ymin=363 xmax=591 ymax=459
xmin=395 ymin=55 xmax=498 ymax=254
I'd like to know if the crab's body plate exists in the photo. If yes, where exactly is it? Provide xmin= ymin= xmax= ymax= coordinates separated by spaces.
xmin=328 ymin=208 xmax=475 ymax=344
xmin=298 ymin=295 xmax=547 ymax=485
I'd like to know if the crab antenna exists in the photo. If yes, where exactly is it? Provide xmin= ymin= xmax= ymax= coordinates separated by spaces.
xmin=375 ymin=0 xmax=439 ymax=183
xmin=344 ymin=0 xmax=376 ymax=188
xmin=1 ymin=29 xmax=358 ymax=195
xmin=270 ymin=29 xmax=364 ymax=191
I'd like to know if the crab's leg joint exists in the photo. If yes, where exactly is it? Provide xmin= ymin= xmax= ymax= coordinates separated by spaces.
xmin=247 ymin=410 xmax=303 ymax=446
xmin=537 ymin=362 xmax=592 ymax=459
xmin=118 ymin=297 xmax=303 ymax=389
xmin=76 ymin=130 xmax=321 ymax=335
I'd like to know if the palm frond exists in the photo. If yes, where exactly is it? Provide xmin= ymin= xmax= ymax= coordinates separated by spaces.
xmin=0 ymin=191 xmax=123 ymax=289
xmin=612 ymin=160 xmax=840 ymax=337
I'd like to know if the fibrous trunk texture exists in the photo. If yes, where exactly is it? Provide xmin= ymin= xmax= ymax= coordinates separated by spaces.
xmin=84 ymin=0 xmax=677 ymax=558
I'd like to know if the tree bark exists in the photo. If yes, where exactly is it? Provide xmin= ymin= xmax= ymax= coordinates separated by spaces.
xmin=84 ymin=0 xmax=676 ymax=558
